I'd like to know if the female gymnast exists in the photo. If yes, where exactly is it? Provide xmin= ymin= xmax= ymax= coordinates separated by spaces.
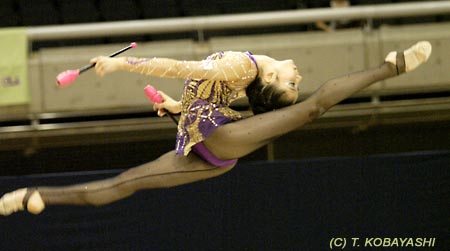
xmin=0 ymin=41 xmax=431 ymax=216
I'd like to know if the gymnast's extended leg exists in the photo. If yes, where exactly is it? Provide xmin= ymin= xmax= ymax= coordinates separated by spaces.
xmin=205 ymin=41 xmax=432 ymax=160
xmin=0 ymin=151 xmax=234 ymax=215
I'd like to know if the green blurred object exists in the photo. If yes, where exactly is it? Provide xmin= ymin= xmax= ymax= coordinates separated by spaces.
xmin=0 ymin=27 xmax=29 ymax=106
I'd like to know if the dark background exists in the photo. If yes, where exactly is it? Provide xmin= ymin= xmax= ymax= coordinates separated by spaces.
xmin=1 ymin=151 xmax=448 ymax=250
xmin=2 ymin=0 xmax=449 ymax=50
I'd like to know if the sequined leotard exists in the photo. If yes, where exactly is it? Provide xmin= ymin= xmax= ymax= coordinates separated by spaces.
xmin=124 ymin=51 xmax=258 ymax=159
xmin=176 ymin=51 xmax=258 ymax=156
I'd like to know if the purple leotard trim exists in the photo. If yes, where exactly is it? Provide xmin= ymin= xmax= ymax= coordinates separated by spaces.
xmin=192 ymin=142 xmax=238 ymax=167
xmin=245 ymin=51 xmax=259 ymax=75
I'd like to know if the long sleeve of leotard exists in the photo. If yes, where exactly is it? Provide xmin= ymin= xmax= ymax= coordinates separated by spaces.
xmin=121 ymin=52 xmax=257 ymax=89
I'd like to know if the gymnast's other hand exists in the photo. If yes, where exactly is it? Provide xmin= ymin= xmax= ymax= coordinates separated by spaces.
xmin=90 ymin=56 xmax=124 ymax=77
xmin=152 ymin=91 xmax=182 ymax=117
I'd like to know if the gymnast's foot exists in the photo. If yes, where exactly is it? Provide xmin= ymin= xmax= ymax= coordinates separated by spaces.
xmin=0 ymin=188 xmax=45 ymax=216
xmin=385 ymin=41 xmax=432 ymax=74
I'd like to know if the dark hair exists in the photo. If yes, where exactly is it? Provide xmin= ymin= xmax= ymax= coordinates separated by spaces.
xmin=245 ymin=77 xmax=293 ymax=114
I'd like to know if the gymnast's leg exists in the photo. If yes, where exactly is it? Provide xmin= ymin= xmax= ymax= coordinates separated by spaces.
xmin=205 ymin=41 xmax=432 ymax=160
xmin=0 ymin=151 xmax=235 ymax=215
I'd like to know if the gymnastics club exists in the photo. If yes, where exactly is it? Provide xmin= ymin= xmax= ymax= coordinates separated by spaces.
xmin=144 ymin=85 xmax=179 ymax=125
xmin=56 ymin=42 xmax=137 ymax=87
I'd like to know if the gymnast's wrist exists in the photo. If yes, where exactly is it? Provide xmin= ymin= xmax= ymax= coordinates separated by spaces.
xmin=174 ymin=101 xmax=182 ymax=114
xmin=119 ymin=57 xmax=130 ymax=71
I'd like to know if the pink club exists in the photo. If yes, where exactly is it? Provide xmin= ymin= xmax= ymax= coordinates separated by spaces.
xmin=56 ymin=42 xmax=137 ymax=87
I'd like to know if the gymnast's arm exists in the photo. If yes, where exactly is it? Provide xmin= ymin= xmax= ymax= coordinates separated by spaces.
xmin=90 ymin=52 xmax=257 ymax=84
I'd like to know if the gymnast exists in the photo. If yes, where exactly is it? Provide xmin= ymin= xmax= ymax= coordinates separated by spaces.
xmin=0 ymin=41 xmax=432 ymax=216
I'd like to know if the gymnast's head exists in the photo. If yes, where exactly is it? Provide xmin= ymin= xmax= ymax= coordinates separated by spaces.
xmin=246 ymin=57 xmax=302 ymax=114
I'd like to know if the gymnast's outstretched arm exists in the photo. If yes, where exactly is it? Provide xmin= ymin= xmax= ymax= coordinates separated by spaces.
xmin=90 ymin=52 xmax=257 ymax=85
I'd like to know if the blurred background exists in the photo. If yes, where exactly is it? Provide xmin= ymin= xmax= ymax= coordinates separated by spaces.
xmin=0 ymin=1 xmax=449 ymax=250
xmin=1 ymin=0 xmax=449 ymax=175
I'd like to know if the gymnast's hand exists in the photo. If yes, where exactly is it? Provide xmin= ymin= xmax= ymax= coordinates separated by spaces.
xmin=90 ymin=56 xmax=124 ymax=77
xmin=152 ymin=91 xmax=182 ymax=117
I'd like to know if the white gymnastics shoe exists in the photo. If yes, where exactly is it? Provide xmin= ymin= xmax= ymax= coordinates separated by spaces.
xmin=385 ymin=41 xmax=432 ymax=74
xmin=0 ymin=188 xmax=45 ymax=216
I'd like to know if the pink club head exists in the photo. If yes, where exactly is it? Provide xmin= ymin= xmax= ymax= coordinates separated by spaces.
xmin=56 ymin=69 xmax=80 ymax=87
xmin=130 ymin=42 xmax=137 ymax=48
xmin=144 ymin=85 xmax=163 ymax=103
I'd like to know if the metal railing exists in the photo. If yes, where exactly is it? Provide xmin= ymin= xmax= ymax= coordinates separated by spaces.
xmin=26 ymin=1 xmax=450 ymax=41
xmin=2 ymin=1 xmax=450 ymax=150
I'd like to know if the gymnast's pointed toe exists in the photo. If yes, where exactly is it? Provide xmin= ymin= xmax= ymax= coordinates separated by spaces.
xmin=0 ymin=188 xmax=27 ymax=216
xmin=385 ymin=41 xmax=432 ymax=74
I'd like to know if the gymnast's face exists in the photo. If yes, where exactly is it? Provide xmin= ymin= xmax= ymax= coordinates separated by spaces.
xmin=266 ymin=59 xmax=302 ymax=104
